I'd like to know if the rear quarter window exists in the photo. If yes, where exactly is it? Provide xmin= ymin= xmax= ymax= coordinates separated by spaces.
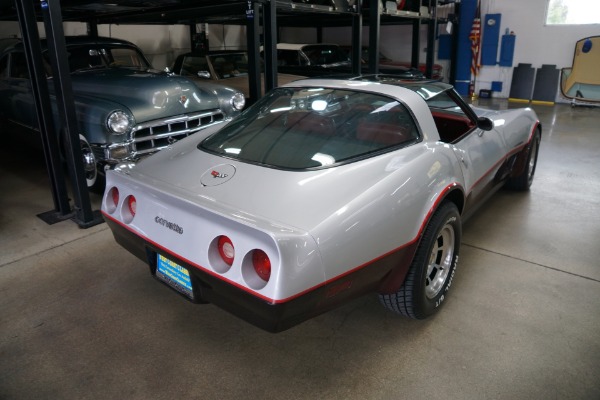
xmin=201 ymin=87 xmax=420 ymax=170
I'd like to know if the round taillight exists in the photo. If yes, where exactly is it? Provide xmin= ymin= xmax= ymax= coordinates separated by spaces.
xmin=252 ymin=250 xmax=271 ymax=282
xmin=218 ymin=236 xmax=235 ymax=266
xmin=128 ymin=195 xmax=137 ymax=216
xmin=111 ymin=187 xmax=120 ymax=208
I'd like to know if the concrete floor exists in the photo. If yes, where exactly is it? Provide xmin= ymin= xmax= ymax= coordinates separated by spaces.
xmin=1 ymin=101 xmax=599 ymax=400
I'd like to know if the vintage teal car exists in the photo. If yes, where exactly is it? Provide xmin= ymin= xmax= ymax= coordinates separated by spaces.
xmin=0 ymin=36 xmax=245 ymax=191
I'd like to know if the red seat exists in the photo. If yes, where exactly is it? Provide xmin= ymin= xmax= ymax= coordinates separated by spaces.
xmin=287 ymin=113 xmax=335 ymax=136
xmin=356 ymin=121 xmax=410 ymax=145
xmin=431 ymin=110 xmax=475 ymax=142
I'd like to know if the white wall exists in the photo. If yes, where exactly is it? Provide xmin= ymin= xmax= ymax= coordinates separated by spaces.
xmin=477 ymin=0 xmax=600 ymax=98
xmin=1 ymin=21 xmax=91 ymax=38
xmin=97 ymin=24 xmax=190 ymax=69
xmin=484 ymin=0 xmax=599 ymax=68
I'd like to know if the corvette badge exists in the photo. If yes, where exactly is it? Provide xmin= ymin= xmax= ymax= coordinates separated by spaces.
xmin=211 ymin=170 xmax=228 ymax=179
xmin=200 ymin=164 xmax=236 ymax=186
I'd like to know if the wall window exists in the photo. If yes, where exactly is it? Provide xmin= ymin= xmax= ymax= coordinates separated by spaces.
xmin=546 ymin=0 xmax=600 ymax=25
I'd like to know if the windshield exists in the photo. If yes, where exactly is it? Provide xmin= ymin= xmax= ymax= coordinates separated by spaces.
xmin=302 ymin=45 xmax=350 ymax=66
xmin=208 ymin=53 xmax=249 ymax=79
xmin=178 ymin=55 xmax=210 ymax=77
xmin=201 ymin=87 xmax=419 ymax=170
xmin=51 ymin=45 xmax=150 ymax=73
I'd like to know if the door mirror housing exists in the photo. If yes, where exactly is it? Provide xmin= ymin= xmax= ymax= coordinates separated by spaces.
xmin=477 ymin=117 xmax=494 ymax=131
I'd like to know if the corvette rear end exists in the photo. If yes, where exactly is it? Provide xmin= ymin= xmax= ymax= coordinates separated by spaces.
xmin=102 ymin=78 xmax=540 ymax=332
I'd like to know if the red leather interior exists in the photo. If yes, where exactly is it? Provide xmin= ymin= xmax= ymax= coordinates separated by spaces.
xmin=356 ymin=121 xmax=410 ymax=145
xmin=431 ymin=111 xmax=475 ymax=142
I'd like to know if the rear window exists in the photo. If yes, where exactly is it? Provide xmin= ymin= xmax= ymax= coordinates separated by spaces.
xmin=54 ymin=45 xmax=150 ymax=73
xmin=200 ymin=87 xmax=419 ymax=170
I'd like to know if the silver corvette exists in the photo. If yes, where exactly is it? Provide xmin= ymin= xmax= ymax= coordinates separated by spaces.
xmin=101 ymin=76 xmax=541 ymax=332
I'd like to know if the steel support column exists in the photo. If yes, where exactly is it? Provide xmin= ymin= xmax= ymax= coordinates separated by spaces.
xmin=41 ymin=0 xmax=102 ymax=228
xmin=87 ymin=19 xmax=98 ymax=37
xmin=449 ymin=2 xmax=460 ymax=85
xmin=14 ymin=0 xmax=72 ymax=223
xmin=411 ymin=18 xmax=421 ymax=69
xmin=425 ymin=1 xmax=437 ymax=78
xmin=367 ymin=0 xmax=380 ymax=74
xmin=246 ymin=0 xmax=261 ymax=104
xmin=351 ymin=0 xmax=363 ymax=75
xmin=263 ymin=0 xmax=278 ymax=92
xmin=189 ymin=23 xmax=197 ymax=49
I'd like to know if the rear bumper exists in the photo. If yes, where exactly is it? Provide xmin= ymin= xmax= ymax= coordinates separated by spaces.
xmin=104 ymin=213 xmax=416 ymax=332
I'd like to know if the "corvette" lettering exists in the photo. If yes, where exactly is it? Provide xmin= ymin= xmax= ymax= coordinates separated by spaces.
xmin=155 ymin=216 xmax=184 ymax=234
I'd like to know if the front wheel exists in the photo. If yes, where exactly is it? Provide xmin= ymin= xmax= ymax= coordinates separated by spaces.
xmin=379 ymin=202 xmax=461 ymax=319
xmin=79 ymin=134 xmax=104 ymax=193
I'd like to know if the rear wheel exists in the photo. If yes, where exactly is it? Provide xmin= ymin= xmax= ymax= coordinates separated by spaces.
xmin=506 ymin=129 xmax=541 ymax=190
xmin=379 ymin=202 xmax=461 ymax=319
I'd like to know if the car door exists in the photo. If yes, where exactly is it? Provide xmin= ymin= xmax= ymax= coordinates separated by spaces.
xmin=428 ymin=90 xmax=508 ymax=209
xmin=452 ymin=118 xmax=507 ymax=205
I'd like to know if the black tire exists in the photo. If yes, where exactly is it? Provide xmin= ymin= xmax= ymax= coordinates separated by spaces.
xmin=379 ymin=202 xmax=461 ymax=319
xmin=506 ymin=129 xmax=541 ymax=191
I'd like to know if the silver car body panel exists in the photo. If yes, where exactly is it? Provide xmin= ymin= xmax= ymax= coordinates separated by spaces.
xmin=103 ymin=79 xmax=539 ymax=303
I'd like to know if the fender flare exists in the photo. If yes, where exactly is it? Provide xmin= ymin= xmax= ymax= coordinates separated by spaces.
xmin=377 ymin=184 xmax=465 ymax=294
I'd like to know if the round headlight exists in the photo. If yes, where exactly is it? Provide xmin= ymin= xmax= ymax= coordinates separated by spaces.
xmin=107 ymin=111 xmax=131 ymax=134
xmin=231 ymin=92 xmax=246 ymax=111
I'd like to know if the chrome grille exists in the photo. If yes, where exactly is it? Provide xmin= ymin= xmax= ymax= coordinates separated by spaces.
xmin=131 ymin=110 xmax=224 ymax=157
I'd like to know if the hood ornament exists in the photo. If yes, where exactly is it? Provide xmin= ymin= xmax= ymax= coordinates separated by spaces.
xmin=179 ymin=95 xmax=189 ymax=108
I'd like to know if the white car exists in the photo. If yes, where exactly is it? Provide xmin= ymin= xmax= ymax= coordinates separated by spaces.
xmin=102 ymin=76 xmax=541 ymax=332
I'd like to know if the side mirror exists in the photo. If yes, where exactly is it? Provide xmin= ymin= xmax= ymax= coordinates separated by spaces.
xmin=197 ymin=71 xmax=211 ymax=79
xmin=477 ymin=117 xmax=494 ymax=131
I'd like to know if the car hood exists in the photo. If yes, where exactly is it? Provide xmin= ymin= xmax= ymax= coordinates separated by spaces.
xmin=123 ymin=130 xmax=430 ymax=233
xmin=68 ymin=68 xmax=221 ymax=123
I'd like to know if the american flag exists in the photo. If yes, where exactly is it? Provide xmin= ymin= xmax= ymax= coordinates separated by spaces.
xmin=469 ymin=0 xmax=481 ymax=78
